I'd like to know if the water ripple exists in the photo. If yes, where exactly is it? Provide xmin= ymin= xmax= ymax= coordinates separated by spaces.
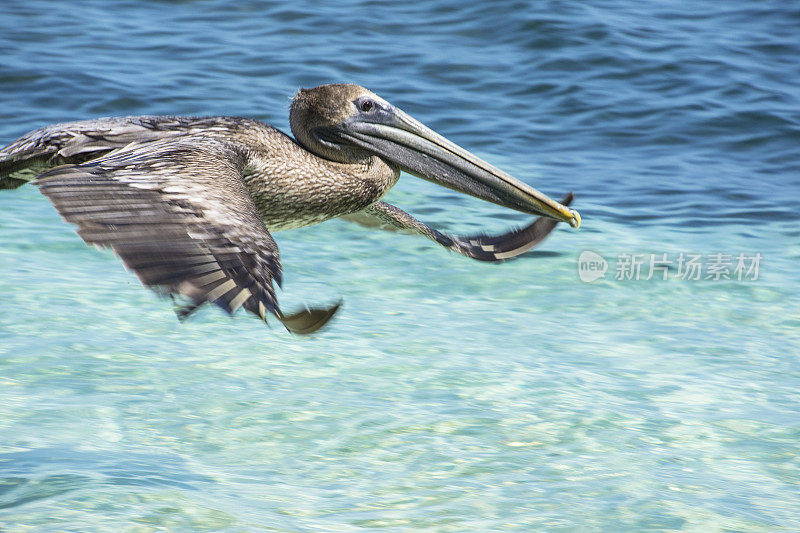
xmin=1 ymin=0 xmax=799 ymax=530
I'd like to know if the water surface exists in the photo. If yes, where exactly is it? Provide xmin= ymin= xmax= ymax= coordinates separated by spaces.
xmin=1 ymin=0 xmax=799 ymax=530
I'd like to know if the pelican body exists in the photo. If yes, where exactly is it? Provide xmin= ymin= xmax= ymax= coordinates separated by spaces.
xmin=0 ymin=84 xmax=580 ymax=333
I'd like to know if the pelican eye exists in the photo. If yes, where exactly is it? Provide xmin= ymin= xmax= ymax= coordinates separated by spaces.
xmin=359 ymin=99 xmax=375 ymax=112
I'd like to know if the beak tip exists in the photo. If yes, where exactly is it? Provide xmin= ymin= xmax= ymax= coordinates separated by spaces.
xmin=568 ymin=209 xmax=581 ymax=229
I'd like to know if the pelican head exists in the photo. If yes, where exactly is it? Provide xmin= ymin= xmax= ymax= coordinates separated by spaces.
xmin=290 ymin=83 xmax=580 ymax=227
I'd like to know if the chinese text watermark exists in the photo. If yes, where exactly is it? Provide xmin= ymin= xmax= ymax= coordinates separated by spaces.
xmin=577 ymin=251 xmax=761 ymax=283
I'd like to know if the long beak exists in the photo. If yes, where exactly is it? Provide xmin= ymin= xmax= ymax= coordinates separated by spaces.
xmin=331 ymin=106 xmax=580 ymax=228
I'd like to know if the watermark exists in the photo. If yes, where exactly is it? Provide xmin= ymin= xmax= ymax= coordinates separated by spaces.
xmin=577 ymin=251 xmax=761 ymax=283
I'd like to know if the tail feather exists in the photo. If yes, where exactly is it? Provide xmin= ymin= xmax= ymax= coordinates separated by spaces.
xmin=1 ymin=133 xmax=59 ymax=188
xmin=0 ymin=116 xmax=191 ymax=189
xmin=0 ymin=123 xmax=102 ymax=189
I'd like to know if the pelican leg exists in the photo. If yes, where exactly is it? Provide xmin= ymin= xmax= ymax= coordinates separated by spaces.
xmin=347 ymin=193 xmax=573 ymax=262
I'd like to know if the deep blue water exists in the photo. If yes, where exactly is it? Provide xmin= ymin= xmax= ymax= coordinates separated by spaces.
xmin=1 ymin=0 xmax=799 ymax=530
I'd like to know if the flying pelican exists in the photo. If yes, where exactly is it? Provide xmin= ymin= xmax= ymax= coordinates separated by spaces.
xmin=0 ymin=84 xmax=581 ymax=334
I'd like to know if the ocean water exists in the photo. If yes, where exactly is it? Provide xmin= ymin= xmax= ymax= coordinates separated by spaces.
xmin=1 ymin=0 xmax=799 ymax=530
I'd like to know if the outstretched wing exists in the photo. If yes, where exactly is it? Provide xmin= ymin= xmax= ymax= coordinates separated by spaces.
xmin=35 ymin=136 xmax=337 ymax=333
xmin=346 ymin=193 xmax=574 ymax=262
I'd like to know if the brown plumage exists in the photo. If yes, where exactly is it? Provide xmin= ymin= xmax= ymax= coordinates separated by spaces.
xmin=0 ymin=84 xmax=580 ymax=334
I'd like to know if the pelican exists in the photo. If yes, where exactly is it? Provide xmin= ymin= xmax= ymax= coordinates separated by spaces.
xmin=0 ymin=84 xmax=581 ymax=334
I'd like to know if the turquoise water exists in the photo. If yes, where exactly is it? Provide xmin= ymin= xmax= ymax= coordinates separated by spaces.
xmin=2 ymin=0 xmax=799 ymax=530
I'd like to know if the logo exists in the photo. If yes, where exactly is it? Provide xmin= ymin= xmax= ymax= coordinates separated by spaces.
xmin=577 ymin=250 xmax=607 ymax=283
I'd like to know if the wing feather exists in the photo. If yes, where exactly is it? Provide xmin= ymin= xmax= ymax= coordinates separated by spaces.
xmin=348 ymin=193 xmax=574 ymax=262
xmin=34 ymin=137 xmax=335 ymax=333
